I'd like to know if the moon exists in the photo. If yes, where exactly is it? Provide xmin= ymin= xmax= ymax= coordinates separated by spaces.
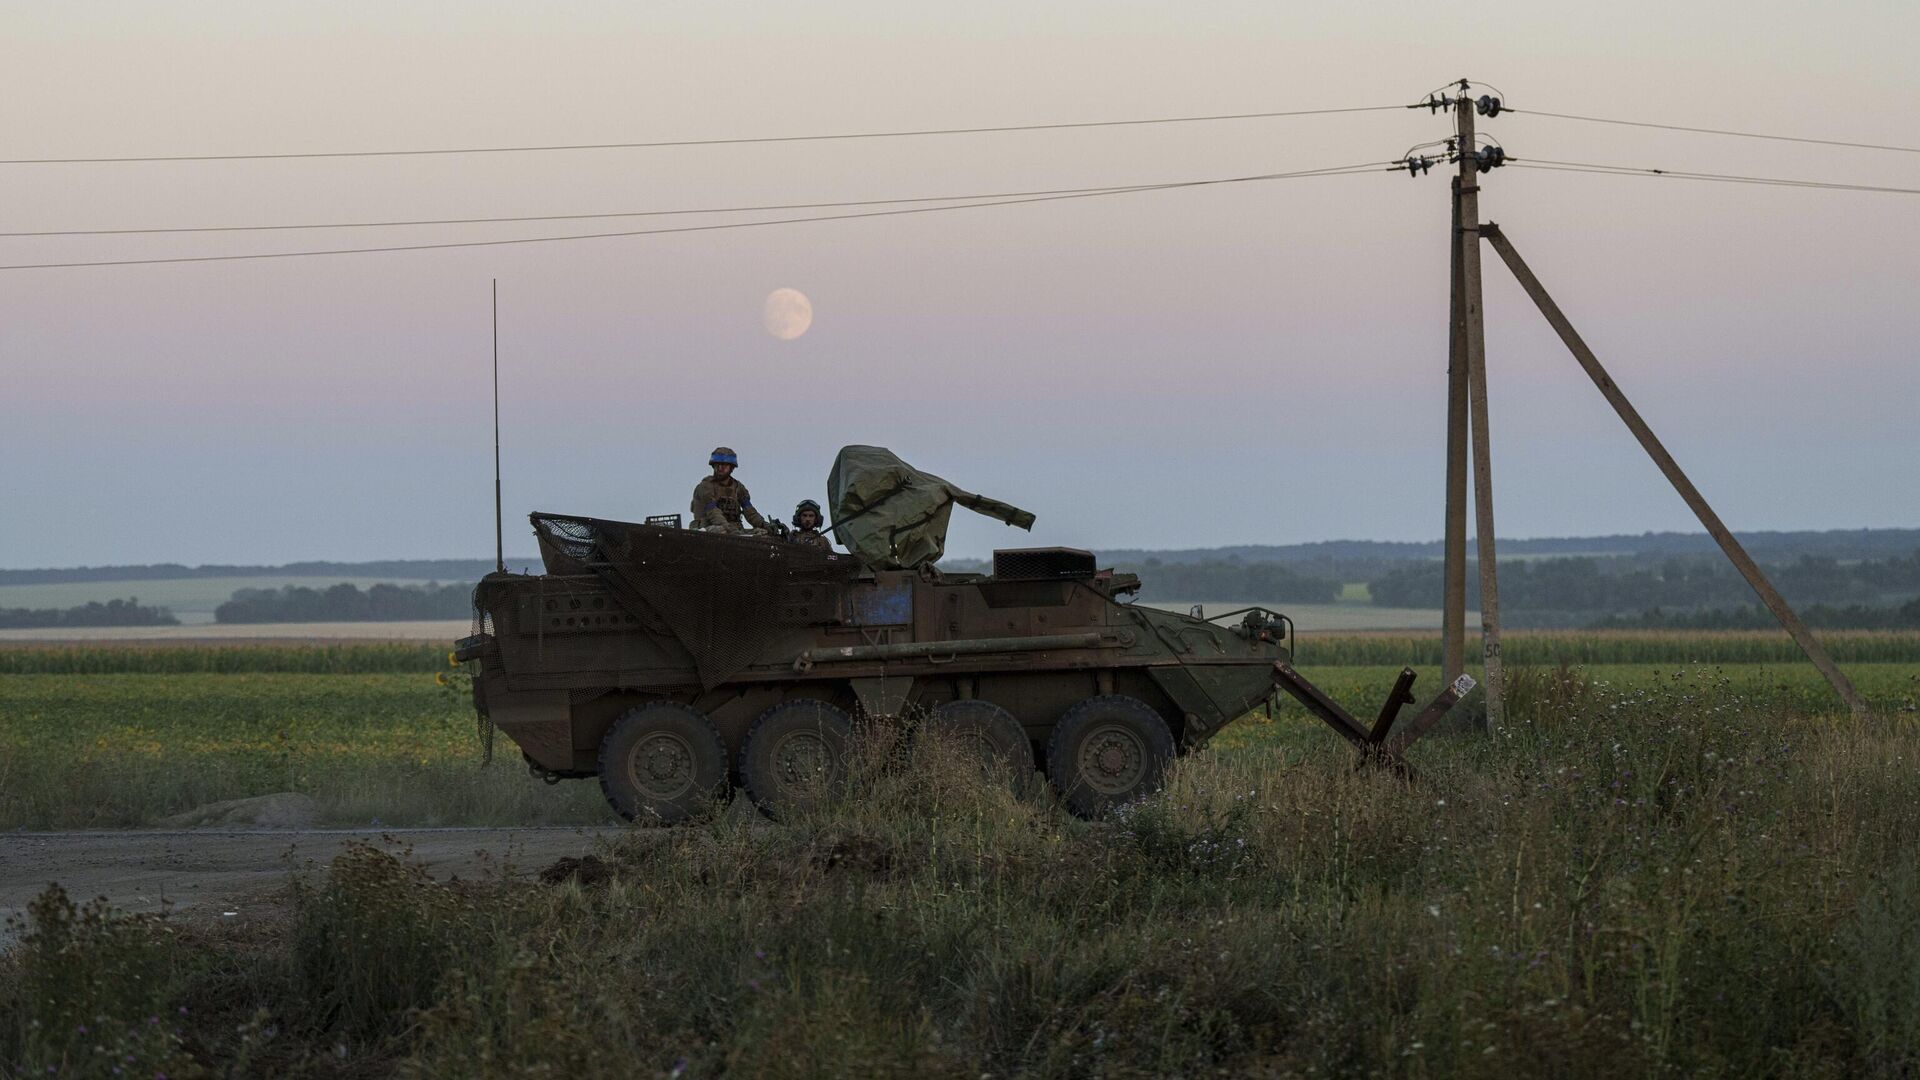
xmin=763 ymin=288 xmax=813 ymax=341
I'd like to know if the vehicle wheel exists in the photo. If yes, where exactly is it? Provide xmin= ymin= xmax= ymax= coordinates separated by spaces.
xmin=924 ymin=699 xmax=1035 ymax=794
xmin=1045 ymin=695 xmax=1176 ymax=818
xmin=739 ymin=699 xmax=854 ymax=818
xmin=597 ymin=701 xmax=731 ymax=825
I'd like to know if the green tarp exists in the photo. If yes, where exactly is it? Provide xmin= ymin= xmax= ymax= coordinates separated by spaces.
xmin=826 ymin=445 xmax=1036 ymax=569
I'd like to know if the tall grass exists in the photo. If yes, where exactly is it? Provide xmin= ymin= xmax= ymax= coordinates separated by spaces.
xmin=0 ymin=641 xmax=449 ymax=674
xmin=1297 ymin=628 xmax=1920 ymax=666
xmin=8 ymin=673 xmax=1920 ymax=1076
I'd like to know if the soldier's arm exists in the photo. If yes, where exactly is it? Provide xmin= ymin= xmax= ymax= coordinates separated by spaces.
xmin=692 ymin=482 xmax=730 ymax=529
xmin=738 ymin=486 xmax=768 ymax=529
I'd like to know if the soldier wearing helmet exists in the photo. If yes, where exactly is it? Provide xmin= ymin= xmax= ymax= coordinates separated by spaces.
xmin=690 ymin=447 xmax=768 ymax=533
xmin=789 ymin=499 xmax=832 ymax=551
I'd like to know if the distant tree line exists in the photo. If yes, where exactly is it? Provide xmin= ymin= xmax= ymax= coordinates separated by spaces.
xmin=937 ymin=557 xmax=1343 ymax=603
xmin=1367 ymin=550 xmax=1920 ymax=617
xmin=0 ymin=598 xmax=179 ymax=629
xmin=1095 ymin=527 xmax=1920 ymax=566
xmin=215 ymin=583 xmax=471 ymax=623
xmin=1593 ymin=596 xmax=1920 ymax=631
xmin=1116 ymin=559 xmax=1342 ymax=604
xmin=0 ymin=559 xmax=529 ymax=586
xmin=16 ymin=528 xmax=1920 ymax=587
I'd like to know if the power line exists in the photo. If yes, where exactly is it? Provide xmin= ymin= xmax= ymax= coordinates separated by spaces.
xmin=0 ymin=161 xmax=1393 ymax=271
xmin=1512 ymin=157 xmax=1920 ymax=196
xmin=0 ymin=177 xmax=1320 ymax=237
xmin=0 ymin=106 xmax=1405 ymax=165
xmin=1511 ymin=108 xmax=1920 ymax=156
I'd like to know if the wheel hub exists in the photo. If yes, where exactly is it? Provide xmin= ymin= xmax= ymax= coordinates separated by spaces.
xmin=1079 ymin=724 xmax=1146 ymax=795
xmin=631 ymin=732 xmax=695 ymax=798
xmin=774 ymin=731 xmax=833 ymax=786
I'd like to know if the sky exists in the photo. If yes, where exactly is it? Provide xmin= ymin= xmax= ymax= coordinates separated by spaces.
xmin=2 ymin=1 xmax=1916 ymax=568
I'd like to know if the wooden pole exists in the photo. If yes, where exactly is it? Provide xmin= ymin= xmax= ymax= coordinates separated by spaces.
xmin=1442 ymin=175 xmax=1470 ymax=681
xmin=492 ymin=278 xmax=504 ymax=574
xmin=1456 ymin=96 xmax=1506 ymax=731
xmin=1481 ymin=224 xmax=1872 ymax=719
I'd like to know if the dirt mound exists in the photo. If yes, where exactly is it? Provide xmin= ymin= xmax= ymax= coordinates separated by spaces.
xmin=810 ymin=833 xmax=894 ymax=874
xmin=538 ymin=854 xmax=613 ymax=887
xmin=157 ymin=792 xmax=320 ymax=829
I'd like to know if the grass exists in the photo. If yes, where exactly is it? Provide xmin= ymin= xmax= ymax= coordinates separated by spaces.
xmin=1292 ymin=629 xmax=1920 ymax=666
xmin=6 ymin=670 xmax=1920 ymax=1077
xmin=0 ymin=641 xmax=449 ymax=675
xmin=1 ymin=637 xmax=1914 ymax=829
xmin=0 ymin=670 xmax=606 ymax=829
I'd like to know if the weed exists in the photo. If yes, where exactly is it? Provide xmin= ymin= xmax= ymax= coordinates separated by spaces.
xmin=0 ymin=887 xmax=200 ymax=1078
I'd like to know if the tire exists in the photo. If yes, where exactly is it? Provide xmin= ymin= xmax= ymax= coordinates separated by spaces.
xmin=924 ymin=699 xmax=1035 ymax=794
xmin=739 ymin=699 xmax=855 ymax=818
xmin=597 ymin=701 xmax=731 ymax=825
xmin=1045 ymin=695 xmax=1176 ymax=818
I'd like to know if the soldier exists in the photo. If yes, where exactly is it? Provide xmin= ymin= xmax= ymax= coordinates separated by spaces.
xmin=690 ymin=447 xmax=769 ymax=533
xmin=789 ymin=499 xmax=833 ymax=551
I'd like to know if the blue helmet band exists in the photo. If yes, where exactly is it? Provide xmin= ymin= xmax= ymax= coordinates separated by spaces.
xmin=710 ymin=452 xmax=738 ymax=466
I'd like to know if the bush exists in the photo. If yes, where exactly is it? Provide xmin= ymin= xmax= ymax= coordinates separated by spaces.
xmin=0 ymin=887 xmax=199 ymax=1078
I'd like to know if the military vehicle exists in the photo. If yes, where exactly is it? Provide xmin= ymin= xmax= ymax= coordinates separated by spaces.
xmin=455 ymin=446 xmax=1307 ymax=822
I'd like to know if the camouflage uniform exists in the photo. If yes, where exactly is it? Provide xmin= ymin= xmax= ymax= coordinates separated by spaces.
xmin=790 ymin=527 xmax=833 ymax=552
xmin=691 ymin=475 xmax=767 ymax=531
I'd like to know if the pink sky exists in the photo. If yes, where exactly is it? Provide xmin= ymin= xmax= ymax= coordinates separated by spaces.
xmin=2 ymin=2 xmax=1917 ymax=566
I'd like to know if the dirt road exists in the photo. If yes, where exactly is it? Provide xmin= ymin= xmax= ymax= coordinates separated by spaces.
xmin=0 ymin=826 xmax=615 ymax=939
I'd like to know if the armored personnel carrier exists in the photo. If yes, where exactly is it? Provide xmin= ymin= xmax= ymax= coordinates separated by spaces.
xmin=458 ymin=447 xmax=1295 ymax=821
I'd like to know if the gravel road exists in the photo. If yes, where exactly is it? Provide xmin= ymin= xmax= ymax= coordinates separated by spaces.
xmin=0 ymin=826 xmax=616 ymax=940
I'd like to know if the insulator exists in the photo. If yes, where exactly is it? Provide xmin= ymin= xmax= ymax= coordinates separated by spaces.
xmin=1474 ymin=146 xmax=1507 ymax=172
xmin=1426 ymin=94 xmax=1449 ymax=114
xmin=1476 ymin=94 xmax=1503 ymax=117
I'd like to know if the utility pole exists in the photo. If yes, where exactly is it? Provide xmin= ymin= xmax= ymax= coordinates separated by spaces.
xmin=1482 ymin=226 xmax=1873 ymax=719
xmin=493 ymin=279 xmax=504 ymax=574
xmin=1441 ymin=174 xmax=1469 ymax=682
xmin=1403 ymin=80 xmax=1861 ymax=723
xmin=1454 ymin=84 xmax=1505 ymax=731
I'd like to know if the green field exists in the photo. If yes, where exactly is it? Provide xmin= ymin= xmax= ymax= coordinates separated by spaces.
xmin=1 ymin=637 xmax=1913 ymax=829
xmin=0 ymin=669 xmax=604 ymax=830
xmin=0 ymin=576 xmax=440 ymax=624
xmin=5 ymin=641 xmax=1920 ymax=1076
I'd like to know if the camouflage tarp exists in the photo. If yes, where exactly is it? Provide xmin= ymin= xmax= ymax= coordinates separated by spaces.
xmin=826 ymin=445 xmax=1036 ymax=569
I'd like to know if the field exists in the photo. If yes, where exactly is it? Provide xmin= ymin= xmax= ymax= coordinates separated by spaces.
xmin=3 ymin=636 xmax=1919 ymax=1076
xmin=2 ymin=635 xmax=1915 ymax=832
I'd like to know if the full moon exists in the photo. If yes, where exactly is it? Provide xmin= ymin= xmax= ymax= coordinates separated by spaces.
xmin=763 ymin=288 xmax=813 ymax=340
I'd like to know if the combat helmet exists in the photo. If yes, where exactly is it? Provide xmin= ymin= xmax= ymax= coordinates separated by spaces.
xmin=709 ymin=446 xmax=738 ymax=467
xmin=792 ymin=498 xmax=822 ymax=529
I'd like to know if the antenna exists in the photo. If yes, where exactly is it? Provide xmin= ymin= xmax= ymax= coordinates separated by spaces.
xmin=492 ymin=279 xmax=504 ymax=573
